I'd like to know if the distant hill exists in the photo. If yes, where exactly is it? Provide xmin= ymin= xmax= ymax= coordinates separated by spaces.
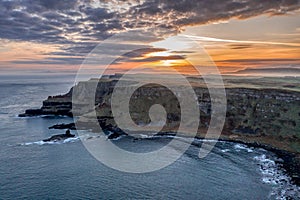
xmin=233 ymin=67 xmax=300 ymax=76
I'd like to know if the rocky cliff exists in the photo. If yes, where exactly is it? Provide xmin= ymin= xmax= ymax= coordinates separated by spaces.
xmin=19 ymin=75 xmax=300 ymax=154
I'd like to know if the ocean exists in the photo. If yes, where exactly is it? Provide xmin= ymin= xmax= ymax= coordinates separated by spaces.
xmin=0 ymin=74 xmax=299 ymax=199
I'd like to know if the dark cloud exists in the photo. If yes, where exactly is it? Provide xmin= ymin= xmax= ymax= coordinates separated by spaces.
xmin=121 ymin=48 xmax=166 ymax=58
xmin=0 ymin=0 xmax=299 ymax=65
xmin=12 ymin=57 xmax=85 ymax=65
xmin=130 ymin=55 xmax=185 ymax=63
xmin=128 ymin=0 xmax=300 ymax=28
xmin=36 ymin=0 xmax=79 ymax=10
xmin=228 ymin=44 xmax=253 ymax=50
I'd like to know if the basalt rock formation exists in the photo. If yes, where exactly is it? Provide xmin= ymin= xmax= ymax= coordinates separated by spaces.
xmin=19 ymin=92 xmax=72 ymax=117
xmin=42 ymin=130 xmax=75 ymax=142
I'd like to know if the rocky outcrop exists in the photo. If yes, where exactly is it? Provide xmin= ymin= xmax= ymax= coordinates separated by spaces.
xmin=19 ymin=91 xmax=72 ymax=117
xmin=42 ymin=130 xmax=75 ymax=142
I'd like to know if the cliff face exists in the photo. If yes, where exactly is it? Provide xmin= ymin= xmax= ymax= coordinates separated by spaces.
xmin=41 ymin=95 xmax=72 ymax=116
xmin=19 ymin=89 xmax=73 ymax=117
xmin=19 ymin=76 xmax=300 ymax=153
xmin=221 ymin=88 xmax=300 ymax=154
xmin=225 ymin=88 xmax=300 ymax=137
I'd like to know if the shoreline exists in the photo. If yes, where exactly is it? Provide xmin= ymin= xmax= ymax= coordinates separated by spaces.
xmin=196 ymin=136 xmax=300 ymax=186
xmin=143 ymin=131 xmax=300 ymax=186
xmin=137 ymin=132 xmax=300 ymax=186
xmin=38 ymin=118 xmax=300 ymax=186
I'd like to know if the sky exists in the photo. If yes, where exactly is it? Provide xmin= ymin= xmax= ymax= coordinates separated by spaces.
xmin=0 ymin=0 xmax=300 ymax=76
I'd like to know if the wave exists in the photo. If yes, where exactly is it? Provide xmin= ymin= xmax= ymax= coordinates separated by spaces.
xmin=254 ymin=154 xmax=300 ymax=199
xmin=221 ymin=149 xmax=230 ymax=153
xmin=15 ymin=114 xmax=70 ymax=119
xmin=136 ymin=133 xmax=222 ymax=143
xmin=131 ymin=133 xmax=180 ymax=140
xmin=20 ymin=137 xmax=79 ymax=146
xmin=233 ymin=143 xmax=254 ymax=153
xmin=138 ymin=134 xmax=153 ymax=139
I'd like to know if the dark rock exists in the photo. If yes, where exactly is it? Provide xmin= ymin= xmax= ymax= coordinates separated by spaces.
xmin=107 ymin=132 xmax=122 ymax=140
xmin=19 ymin=109 xmax=44 ymax=117
xmin=49 ymin=123 xmax=76 ymax=130
xmin=98 ymin=117 xmax=128 ymax=139
xmin=106 ymin=126 xmax=128 ymax=140
xmin=154 ymin=132 xmax=176 ymax=137
xmin=43 ymin=130 xmax=75 ymax=142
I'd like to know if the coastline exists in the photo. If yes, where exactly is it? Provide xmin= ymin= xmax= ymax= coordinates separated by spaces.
xmin=142 ymin=130 xmax=300 ymax=186
xmin=31 ymin=118 xmax=300 ymax=186
xmin=198 ymin=136 xmax=300 ymax=186
xmin=17 ymin=76 xmax=300 ymax=186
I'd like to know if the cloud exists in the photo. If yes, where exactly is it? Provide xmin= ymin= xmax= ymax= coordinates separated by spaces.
xmin=228 ymin=44 xmax=253 ymax=50
xmin=119 ymin=54 xmax=185 ymax=64
xmin=218 ymin=58 xmax=300 ymax=63
xmin=128 ymin=0 xmax=300 ymax=28
xmin=0 ymin=0 xmax=299 ymax=65
xmin=124 ymin=48 xmax=166 ymax=56
xmin=11 ymin=57 xmax=85 ymax=65
xmin=182 ymin=35 xmax=300 ymax=47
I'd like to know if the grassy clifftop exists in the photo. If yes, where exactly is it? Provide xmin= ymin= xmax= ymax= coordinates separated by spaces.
xmin=69 ymin=75 xmax=300 ymax=154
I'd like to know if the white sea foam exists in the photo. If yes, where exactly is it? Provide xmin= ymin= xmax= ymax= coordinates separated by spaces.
xmin=137 ymin=134 xmax=152 ymax=139
xmin=234 ymin=144 xmax=254 ymax=152
xmin=254 ymin=154 xmax=300 ymax=199
xmin=110 ymin=135 xmax=126 ymax=141
xmin=193 ymin=138 xmax=228 ymax=144
xmin=63 ymin=137 xmax=80 ymax=143
xmin=15 ymin=114 xmax=69 ymax=119
xmin=21 ymin=137 xmax=79 ymax=146
xmin=14 ymin=115 xmax=47 ymax=119
xmin=105 ymin=131 xmax=126 ymax=141
xmin=194 ymin=138 xmax=216 ymax=143
xmin=221 ymin=149 xmax=230 ymax=153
